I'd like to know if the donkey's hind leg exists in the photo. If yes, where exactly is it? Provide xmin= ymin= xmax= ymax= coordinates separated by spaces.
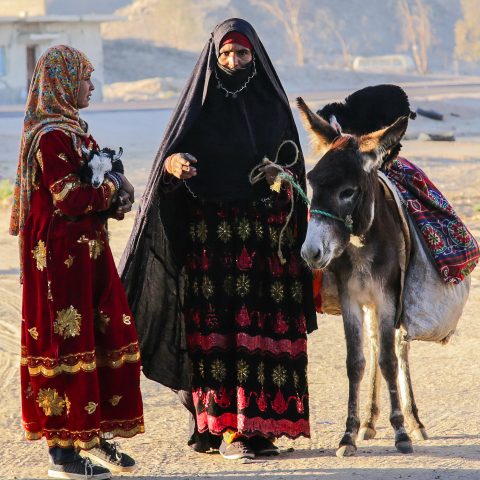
xmin=358 ymin=306 xmax=381 ymax=441
xmin=378 ymin=301 xmax=413 ymax=454
xmin=395 ymin=328 xmax=428 ymax=440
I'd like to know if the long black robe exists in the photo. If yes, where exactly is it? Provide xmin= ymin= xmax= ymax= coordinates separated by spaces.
xmin=119 ymin=18 xmax=316 ymax=391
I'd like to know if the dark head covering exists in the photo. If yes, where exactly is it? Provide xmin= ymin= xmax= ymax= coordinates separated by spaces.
xmin=119 ymin=18 xmax=315 ymax=390
xmin=317 ymin=84 xmax=416 ymax=165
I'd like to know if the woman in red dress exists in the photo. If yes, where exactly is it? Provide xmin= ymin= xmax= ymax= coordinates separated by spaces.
xmin=10 ymin=45 xmax=144 ymax=479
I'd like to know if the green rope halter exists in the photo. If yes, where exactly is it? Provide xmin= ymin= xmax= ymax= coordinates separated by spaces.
xmin=310 ymin=209 xmax=354 ymax=232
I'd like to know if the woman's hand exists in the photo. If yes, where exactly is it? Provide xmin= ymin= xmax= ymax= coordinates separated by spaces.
xmin=261 ymin=165 xmax=279 ymax=186
xmin=165 ymin=153 xmax=198 ymax=180
xmin=117 ymin=173 xmax=135 ymax=204
xmin=110 ymin=190 xmax=132 ymax=221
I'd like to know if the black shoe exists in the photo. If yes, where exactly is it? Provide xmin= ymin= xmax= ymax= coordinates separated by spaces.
xmin=80 ymin=440 xmax=135 ymax=473
xmin=48 ymin=456 xmax=111 ymax=479
xmin=189 ymin=430 xmax=222 ymax=453
xmin=248 ymin=436 xmax=280 ymax=456
xmin=219 ymin=439 xmax=255 ymax=460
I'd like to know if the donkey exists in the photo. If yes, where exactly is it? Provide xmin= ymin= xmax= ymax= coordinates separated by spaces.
xmin=296 ymin=97 xmax=427 ymax=457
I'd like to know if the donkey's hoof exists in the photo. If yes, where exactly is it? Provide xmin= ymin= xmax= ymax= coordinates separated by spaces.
xmin=336 ymin=444 xmax=357 ymax=457
xmin=358 ymin=426 xmax=377 ymax=441
xmin=395 ymin=440 xmax=413 ymax=454
xmin=410 ymin=427 xmax=428 ymax=441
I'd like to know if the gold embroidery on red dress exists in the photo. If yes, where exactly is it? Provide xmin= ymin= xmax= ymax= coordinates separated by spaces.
xmin=122 ymin=314 xmax=131 ymax=325
xmin=65 ymin=395 xmax=71 ymax=416
xmin=47 ymin=280 xmax=53 ymax=301
xmin=64 ymin=255 xmax=74 ymax=268
xmin=77 ymin=233 xmax=105 ymax=260
xmin=32 ymin=240 xmax=47 ymax=271
xmin=28 ymin=327 xmax=39 ymax=340
xmin=109 ymin=395 xmax=122 ymax=406
xmin=36 ymin=388 xmax=65 ymax=416
xmin=84 ymin=401 xmax=98 ymax=414
xmin=53 ymin=306 xmax=82 ymax=338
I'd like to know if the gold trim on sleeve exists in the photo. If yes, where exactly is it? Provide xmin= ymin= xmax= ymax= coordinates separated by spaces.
xmin=50 ymin=174 xmax=81 ymax=203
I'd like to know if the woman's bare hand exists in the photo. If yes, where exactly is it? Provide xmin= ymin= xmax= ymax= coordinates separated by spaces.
xmin=117 ymin=174 xmax=135 ymax=204
xmin=166 ymin=153 xmax=198 ymax=180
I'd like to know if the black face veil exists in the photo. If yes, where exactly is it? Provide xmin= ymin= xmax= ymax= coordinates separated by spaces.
xmin=119 ymin=18 xmax=315 ymax=390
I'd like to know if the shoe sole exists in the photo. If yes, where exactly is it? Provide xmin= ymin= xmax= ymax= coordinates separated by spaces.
xmin=48 ymin=469 xmax=112 ymax=480
xmin=220 ymin=452 xmax=255 ymax=460
xmin=79 ymin=450 xmax=136 ymax=473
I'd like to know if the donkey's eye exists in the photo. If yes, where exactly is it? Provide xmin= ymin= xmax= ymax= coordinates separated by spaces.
xmin=339 ymin=188 xmax=356 ymax=200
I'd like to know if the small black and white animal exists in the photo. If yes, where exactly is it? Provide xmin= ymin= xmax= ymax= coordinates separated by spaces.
xmin=80 ymin=145 xmax=124 ymax=188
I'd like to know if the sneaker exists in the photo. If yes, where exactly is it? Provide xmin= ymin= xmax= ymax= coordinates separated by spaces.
xmin=248 ymin=435 xmax=280 ymax=456
xmin=219 ymin=439 xmax=255 ymax=460
xmin=48 ymin=456 xmax=111 ymax=479
xmin=80 ymin=440 xmax=136 ymax=473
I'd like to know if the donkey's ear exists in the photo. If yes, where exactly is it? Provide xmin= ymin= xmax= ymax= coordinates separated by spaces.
xmin=359 ymin=116 xmax=409 ymax=172
xmin=296 ymin=97 xmax=338 ymax=156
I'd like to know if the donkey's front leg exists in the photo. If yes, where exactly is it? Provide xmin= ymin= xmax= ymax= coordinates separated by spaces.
xmin=337 ymin=303 xmax=365 ymax=458
xmin=378 ymin=304 xmax=413 ymax=454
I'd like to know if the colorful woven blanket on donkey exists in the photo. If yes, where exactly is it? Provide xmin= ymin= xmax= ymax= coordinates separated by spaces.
xmin=385 ymin=156 xmax=479 ymax=284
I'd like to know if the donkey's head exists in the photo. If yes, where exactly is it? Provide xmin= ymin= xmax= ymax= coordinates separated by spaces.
xmin=296 ymin=97 xmax=408 ymax=270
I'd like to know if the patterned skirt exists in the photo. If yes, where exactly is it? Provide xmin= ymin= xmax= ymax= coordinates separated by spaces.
xmin=185 ymin=192 xmax=310 ymax=439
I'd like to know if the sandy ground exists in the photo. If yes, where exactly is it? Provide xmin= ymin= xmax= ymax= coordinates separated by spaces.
xmin=1 ymin=96 xmax=480 ymax=479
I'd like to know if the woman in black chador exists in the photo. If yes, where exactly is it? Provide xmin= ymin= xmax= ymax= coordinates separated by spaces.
xmin=120 ymin=18 xmax=316 ymax=460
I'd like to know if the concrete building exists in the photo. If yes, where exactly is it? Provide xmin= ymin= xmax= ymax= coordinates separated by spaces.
xmin=0 ymin=0 xmax=118 ymax=103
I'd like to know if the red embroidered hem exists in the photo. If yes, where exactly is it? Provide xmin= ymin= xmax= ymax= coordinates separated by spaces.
xmin=187 ymin=332 xmax=307 ymax=357
xmin=196 ymin=412 xmax=310 ymax=439
xmin=24 ymin=416 xmax=145 ymax=449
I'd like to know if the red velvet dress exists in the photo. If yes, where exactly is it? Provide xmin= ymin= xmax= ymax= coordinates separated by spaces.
xmin=20 ymin=130 xmax=144 ymax=449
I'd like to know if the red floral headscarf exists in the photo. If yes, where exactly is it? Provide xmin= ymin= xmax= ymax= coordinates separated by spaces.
xmin=10 ymin=45 xmax=94 ymax=236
